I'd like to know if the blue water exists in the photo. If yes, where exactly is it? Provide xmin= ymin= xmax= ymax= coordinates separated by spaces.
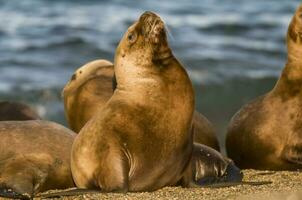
xmin=0 ymin=0 xmax=300 ymax=149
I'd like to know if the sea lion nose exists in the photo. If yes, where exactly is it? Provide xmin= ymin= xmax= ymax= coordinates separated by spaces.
xmin=140 ymin=11 xmax=159 ymax=22
xmin=142 ymin=11 xmax=157 ymax=17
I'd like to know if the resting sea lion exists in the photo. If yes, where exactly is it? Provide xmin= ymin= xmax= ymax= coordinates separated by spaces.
xmin=62 ymin=59 xmax=114 ymax=132
xmin=0 ymin=121 xmax=76 ymax=199
xmin=71 ymin=11 xmax=195 ymax=191
xmin=63 ymin=61 xmax=219 ymax=151
xmin=0 ymin=101 xmax=40 ymax=121
xmin=226 ymin=5 xmax=302 ymax=170
xmin=193 ymin=111 xmax=220 ymax=151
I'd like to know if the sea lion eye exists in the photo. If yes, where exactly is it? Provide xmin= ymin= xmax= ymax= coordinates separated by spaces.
xmin=127 ymin=32 xmax=137 ymax=43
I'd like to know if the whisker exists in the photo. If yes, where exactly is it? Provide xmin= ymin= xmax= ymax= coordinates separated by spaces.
xmin=165 ymin=25 xmax=174 ymax=41
xmin=150 ymin=19 xmax=158 ymax=33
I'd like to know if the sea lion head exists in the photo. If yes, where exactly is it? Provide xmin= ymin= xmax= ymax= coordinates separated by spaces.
xmin=287 ymin=5 xmax=302 ymax=60
xmin=114 ymin=11 xmax=172 ymax=87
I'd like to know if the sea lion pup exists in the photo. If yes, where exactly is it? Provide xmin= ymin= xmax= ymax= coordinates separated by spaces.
xmin=0 ymin=121 xmax=76 ymax=199
xmin=226 ymin=5 xmax=302 ymax=170
xmin=62 ymin=59 xmax=114 ymax=132
xmin=63 ymin=61 xmax=220 ymax=151
xmin=0 ymin=101 xmax=40 ymax=121
xmin=71 ymin=11 xmax=196 ymax=191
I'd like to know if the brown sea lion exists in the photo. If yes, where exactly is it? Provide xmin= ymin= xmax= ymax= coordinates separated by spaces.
xmin=62 ymin=59 xmax=114 ymax=132
xmin=71 ymin=11 xmax=195 ymax=191
xmin=0 ymin=121 xmax=76 ymax=199
xmin=0 ymin=101 xmax=40 ymax=121
xmin=226 ymin=5 xmax=302 ymax=170
xmin=193 ymin=111 xmax=220 ymax=151
xmin=70 ymin=11 xmax=243 ymax=193
xmin=63 ymin=61 xmax=220 ymax=151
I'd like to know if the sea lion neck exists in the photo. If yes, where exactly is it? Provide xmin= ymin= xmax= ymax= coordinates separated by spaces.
xmin=113 ymin=62 xmax=173 ymax=104
xmin=273 ymin=61 xmax=302 ymax=99
xmin=287 ymin=42 xmax=302 ymax=63
xmin=273 ymin=6 xmax=302 ymax=98
xmin=152 ymin=45 xmax=174 ymax=66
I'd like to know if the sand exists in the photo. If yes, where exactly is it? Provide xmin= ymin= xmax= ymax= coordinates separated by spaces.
xmin=36 ymin=170 xmax=302 ymax=200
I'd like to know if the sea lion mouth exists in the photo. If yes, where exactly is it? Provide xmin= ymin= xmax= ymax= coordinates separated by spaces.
xmin=139 ymin=11 xmax=166 ymax=44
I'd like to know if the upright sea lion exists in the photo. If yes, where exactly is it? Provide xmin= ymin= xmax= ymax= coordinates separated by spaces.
xmin=0 ymin=121 xmax=76 ymax=199
xmin=62 ymin=60 xmax=114 ymax=132
xmin=63 ymin=61 xmax=220 ymax=151
xmin=71 ymin=11 xmax=195 ymax=191
xmin=0 ymin=101 xmax=40 ymax=121
xmin=226 ymin=5 xmax=302 ymax=170
xmin=70 ymin=11 xmax=243 ymax=193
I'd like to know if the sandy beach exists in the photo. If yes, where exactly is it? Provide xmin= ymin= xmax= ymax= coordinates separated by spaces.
xmin=37 ymin=170 xmax=302 ymax=200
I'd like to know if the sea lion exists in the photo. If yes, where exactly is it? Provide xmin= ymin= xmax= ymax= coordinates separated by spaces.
xmin=0 ymin=120 xmax=76 ymax=199
xmin=226 ymin=5 xmax=302 ymax=170
xmin=63 ymin=61 xmax=220 ymax=151
xmin=71 ymin=11 xmax=196 ymax=191
xmin=193 ymin=111 xmax=220 ymax=151
xmin=0 ymin=101 xmax=40 ymax=121
xmin=62 ymin=59 xmax=114 ymax=132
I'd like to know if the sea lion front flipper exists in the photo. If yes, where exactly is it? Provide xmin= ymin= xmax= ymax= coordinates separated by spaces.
xmin=186 ymin=144 xmax=272 ymax=188
xmin=183 ymin=143 xmax=243 ymax=187
xmin=0 ymin=186 xmax=31 ymax=200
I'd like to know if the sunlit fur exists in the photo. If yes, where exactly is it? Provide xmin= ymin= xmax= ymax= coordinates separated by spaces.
xmin=226 ymin=4 xmax=302 ymax=170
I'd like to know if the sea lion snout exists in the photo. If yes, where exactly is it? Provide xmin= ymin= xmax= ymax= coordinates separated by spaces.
xmin=287 ymin=6 xmax=302 ymax=44
xmin=139 ymin=11 xmax=160 ymax=23
xmin=139 ymin=11 xmax=165 ymax=43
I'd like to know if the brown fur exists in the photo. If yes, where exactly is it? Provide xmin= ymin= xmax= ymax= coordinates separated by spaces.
xmin=62 ymin=60 xmax=114 ymax=132
xmin=71 ymin=11 xmax=195 ymax=191
xmin=0 ymin=101 xmax=40 ymax=121
xmin=0 ymin=121 xmax=76 ymax=198
xmin=63 ymin=63 xmax=219 ymax=151
xmin=192 ymin=111 xmax=220 ymax=151
xmin=226 ymin=5 xmax=302 ymax=170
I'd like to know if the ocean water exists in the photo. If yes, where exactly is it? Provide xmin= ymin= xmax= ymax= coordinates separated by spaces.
xmin=0 ymin=0 xmax=300 ymax=150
